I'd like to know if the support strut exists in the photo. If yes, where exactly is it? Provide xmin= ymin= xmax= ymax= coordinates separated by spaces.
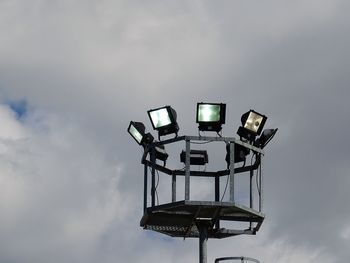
xmin=197 ymin=221 xmax=210 ymax=263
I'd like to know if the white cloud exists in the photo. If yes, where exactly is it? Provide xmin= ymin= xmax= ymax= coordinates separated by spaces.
xmin=0 ymin=104 xmax=26 ymax=140
xmin=0 ymin=105 xmax=130 ymax=263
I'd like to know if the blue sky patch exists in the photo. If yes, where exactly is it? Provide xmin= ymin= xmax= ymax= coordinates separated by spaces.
xmin=8 ymin=100 xmax=27 ymax=119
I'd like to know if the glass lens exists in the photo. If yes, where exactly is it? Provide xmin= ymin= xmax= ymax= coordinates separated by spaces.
xmin=150 ymin=108 xmax=172 ymax=128
xmin=198 ymin=104 xmax=221 ymax=122
xmin=129 ymin=125 xmax=143 ymax=144
xmin=244 ymin=112 xmax=264 ymax=133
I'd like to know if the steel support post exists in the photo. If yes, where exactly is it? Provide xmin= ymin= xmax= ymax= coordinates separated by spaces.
xmin=250 ymin=167 xmax=253 ymax=209
xmin=215 ymin=176 xmax=220 ymax=229
xmin=143 ymin=164 xmax=148 ymax=213
xmin=249 ymin=167 xmax=253 ymax=229
xmin=229 ymin=142 xmax=235 ymax=202
xmin=198 ymin=224 xmax=208 ymax=263
xmin=259 ymin=154 xmax=263 ymax=212
xmin=185 ymin=139 xmax=190 ymax=200
xmin=172 ymin=174 xmax=176 ymax=202
xmin=151 ymin=147 xmax=156 ymax=207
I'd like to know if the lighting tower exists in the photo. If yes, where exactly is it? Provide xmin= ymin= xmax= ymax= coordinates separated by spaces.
xmin=128 ymin=103 xmax=277 ymax=263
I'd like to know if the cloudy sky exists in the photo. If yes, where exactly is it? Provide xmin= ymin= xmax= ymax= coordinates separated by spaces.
xmin=0 ymin=0 xmax=349 ymax=262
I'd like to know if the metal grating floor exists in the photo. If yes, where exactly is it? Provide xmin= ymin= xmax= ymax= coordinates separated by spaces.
xmin=140 ymin=200 xmax=265 ymax=239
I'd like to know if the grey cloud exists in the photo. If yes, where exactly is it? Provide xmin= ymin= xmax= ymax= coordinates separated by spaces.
xmin=0 ymin=1 xmax=350 ymax=262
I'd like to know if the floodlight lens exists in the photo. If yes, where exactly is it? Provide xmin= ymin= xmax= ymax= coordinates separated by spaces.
xmin=244 ymin=112 xmax=264 ymax=133
xmin=149 ymin=108 xmax=172 ymax=128
xmin=129 ymin=124 xmax=143 ymax=144
xmin=198 ymin=104 xmax=221 ymax=122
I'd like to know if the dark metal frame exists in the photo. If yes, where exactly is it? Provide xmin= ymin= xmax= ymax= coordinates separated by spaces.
xmin=140 ymin=135 xmax=265 ymax=263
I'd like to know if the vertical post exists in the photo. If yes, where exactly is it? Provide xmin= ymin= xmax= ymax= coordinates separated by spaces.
xmin=172 ymin=174 xmax=176 ymax=202
xmin=250 ymin=168 xmax=254 ymax=209
xmin=185 ymin=139 xmax=190 ymax=201
xmin=198 ymin=224 xmax=208 ymax=263
xmin=259 ymin=154 xmax=263 ymax=212
xmin=151 ymin=147 xmax=156 ymax=207
xmin=250 ymin=166 xmax=254 ymax=229
xmin=229 ymin=141 xmax=235 ymax=202
xmin=215 ymin=175 xmax=220 ymax=229
xmin=215 ymin=176 xmax=220 ymax=202
xmin=144 ymin=163 xmax=148 ymax=213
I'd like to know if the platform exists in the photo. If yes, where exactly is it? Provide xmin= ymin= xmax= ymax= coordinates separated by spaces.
xmin=140 ymin=200 xmax=265 ymax=239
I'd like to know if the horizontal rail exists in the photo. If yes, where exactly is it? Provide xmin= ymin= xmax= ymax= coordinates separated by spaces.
xmin=215 ymin=257 xmax=260 ymax=263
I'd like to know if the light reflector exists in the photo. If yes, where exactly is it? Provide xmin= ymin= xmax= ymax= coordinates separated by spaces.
xmin=128 ymin=121 xmax=145 ymax=145
xmin=241 ymin=110 xmax=267 ymax=135
xmin=148 ymin=106 xmax=179 ymax=138
xmin=237 ymin=110 xmax=267 ymax=142
xmin=198 ymin=104 xmax=221 ymax=122
xmin=149 ymin=108 xmax=172 ymax=128
xmin=128 ymin=121 xmax=154 ymax=147
xmin=196 ymin=102 xmax=226 ymax=132
xmin=243 ymin=111 xmax=266 ymax=134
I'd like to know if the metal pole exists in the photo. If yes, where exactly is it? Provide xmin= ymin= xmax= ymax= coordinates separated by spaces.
xmin=172 ymin=174 xmax=176 ymax=202
xmin=215 ymin=176 xmax=220 ymax=202
xmin=259 ymin=154 xmax=263 ymax=212
xmin=229 ymin=141 xmax=235 ymax=202
xmin=250 ymin=166 xmax=253 ymax=229
xmin=198 ymin=224 xmax=208 ymax=263
xmin=185 ymin=139 xmax=190 ymax=200
xmin=144 ymin=163 xmax=148 ymax=213
xmin=250 ymin=168 xmax=253 ymax=209
xmin=215 ymin=176 xmax=220 ymax=229
xmin=151 ymin=147 xmax=156 ymax=207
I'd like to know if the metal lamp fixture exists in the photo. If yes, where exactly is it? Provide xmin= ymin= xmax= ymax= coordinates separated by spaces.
xmin=225 ymin=143 xmax=250 ymax=166
xmin=237 ymin=110 xmax=267 ymax=142
xmin=255 ymin=128 xmax=278 ymax=149
xmin=153 ymin=144 xmax=169 ymax=163
xmin=180 ymin=149 xmax=209 ymax=165
xmin=196 ymin=102 xmax=226 ymax=132
xmin=128 ymin=121 xmax=154 ymax=147
xmin=128 ymin=121 xmax=169 ymax=166
xmin=148 ymin=106 xmax=179 ymax=140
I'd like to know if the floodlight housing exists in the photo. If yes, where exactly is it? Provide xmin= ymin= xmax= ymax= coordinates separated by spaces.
xmin=196 ymin=102 xmax=226 ymax=132
xmin=237 ymin=110 xmax=267 ymax=142
xmin=147 ymin=143 xmax=169 ymax=166
xmin=180 ymin=150 xmax=209 ymax=166
xmin=225 ymin=143 xmax=250 ymax=166
xmin=154 ymin=145 xmax=169 ymax=162
xmin=255 ymin=128 xmax=278 ymax=149
xmin=128 ymin=121 xmax=146 ymax=145
xmin=148 ymin=106 xmax=179 ymax=138
xmin=128 ymin=121 xmax=154 ymax=147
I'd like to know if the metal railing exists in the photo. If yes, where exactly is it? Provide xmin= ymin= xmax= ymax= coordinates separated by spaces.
xmin=215 ymin=257 xmax=260 ymax=263
xmin=142 ymin=135 xmax=264 ymax=211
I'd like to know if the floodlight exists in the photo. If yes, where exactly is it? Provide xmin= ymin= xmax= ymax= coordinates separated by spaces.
xmin=255 ymin=128 xmax=278 ymax=149
xmin=148 ymin=106 xmax=179 ymax=139
xmin=146 ymin=143 xmax=169 ymax=166
xmin=237 ymin=110 xmax=267 ymax=142
xmin=128 ymin=121 xmax=154 ymax=147
xmin=180 ymin=150 xmax=208 ymax=165
xmin=196 ymin=102 xmax=226 ymax=132
xmin=154 ymin=144 xmax=169 ymax=162
xmin=225 ymin=143 xmax=250 ymax=166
